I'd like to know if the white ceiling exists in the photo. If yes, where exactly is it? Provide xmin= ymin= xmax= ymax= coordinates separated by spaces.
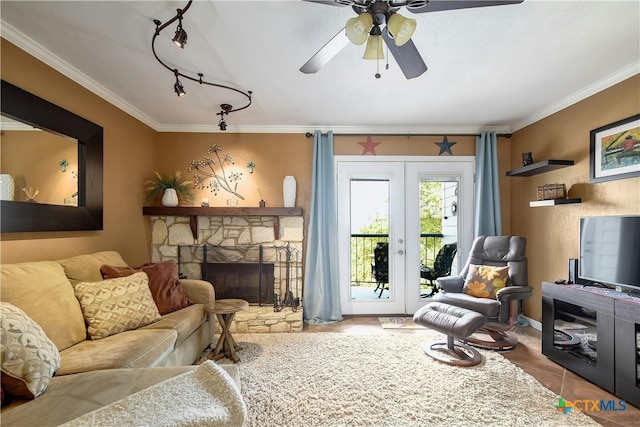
xmin=1 ymin=1 xmax=638 ymax=134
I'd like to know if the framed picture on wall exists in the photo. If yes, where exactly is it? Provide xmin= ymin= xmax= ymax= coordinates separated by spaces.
xmin=590 ymin=114 xmax=640 ymax=183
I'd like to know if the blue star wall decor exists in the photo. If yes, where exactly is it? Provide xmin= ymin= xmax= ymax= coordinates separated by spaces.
xmin=435 ymin=135 xmax=457 ymax=155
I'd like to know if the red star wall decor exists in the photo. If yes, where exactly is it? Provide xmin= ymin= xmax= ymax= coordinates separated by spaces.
xmin=358 ymin=136 xmax=381 ymax=155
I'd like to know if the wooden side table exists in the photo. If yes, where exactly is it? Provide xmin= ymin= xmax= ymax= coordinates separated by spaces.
xmin=207 ymin=299 xmax=249 ymax=363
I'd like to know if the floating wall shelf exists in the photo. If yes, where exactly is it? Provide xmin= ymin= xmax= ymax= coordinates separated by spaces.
xmin=529 ymin=198 xmax=582 ymax=207
xmin=506 ymin=160 xmax=575 ymax=177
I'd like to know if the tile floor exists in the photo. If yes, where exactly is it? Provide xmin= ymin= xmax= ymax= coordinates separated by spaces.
xmin=303 ymin=316 xmax=639 ymax=427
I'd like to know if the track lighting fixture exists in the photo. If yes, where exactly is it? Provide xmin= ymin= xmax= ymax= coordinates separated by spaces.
xmin=172 ymin=9 xmax=187 ymax=48
xmin=217 ymin=104 xmax=232 ymax=131
xmin=173 ymin=71 xmax=185 ymax=96
xmin=152 ymin=1 xmax=252 ymax=128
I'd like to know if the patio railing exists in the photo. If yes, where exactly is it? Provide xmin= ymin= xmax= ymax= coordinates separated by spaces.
xmin=350 ymin=233 xmax=443 ymax=285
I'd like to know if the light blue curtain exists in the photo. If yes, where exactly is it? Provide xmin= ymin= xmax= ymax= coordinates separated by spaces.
xmin=303 ymin=130 xmax=343 ymax=325
xmin=474 ymin=131 xmax=502 ymax=237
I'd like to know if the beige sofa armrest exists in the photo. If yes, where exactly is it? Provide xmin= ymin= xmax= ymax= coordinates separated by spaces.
xmin=180 ymin=279 xmax=215 ymax=305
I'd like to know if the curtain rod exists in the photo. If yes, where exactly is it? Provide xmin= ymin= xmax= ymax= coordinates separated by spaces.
xmin=304 ymin=132 xmax=512 ymax=138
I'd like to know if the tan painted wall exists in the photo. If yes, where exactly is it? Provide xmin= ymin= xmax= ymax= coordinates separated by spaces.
xmin=509 ymin=74 xmax=640 ymax=322
xmin=1 ymin=129 xmax=78 ymax=204
xmin=153 ymin=132 xmax=314 ymax=233
xmin=0 ymin=39 xmax=157 ymax=265
xmin=154 ymin=133 xmax=512 ymax=260
xmin=334 ymin=134 xmax=512 ymax=234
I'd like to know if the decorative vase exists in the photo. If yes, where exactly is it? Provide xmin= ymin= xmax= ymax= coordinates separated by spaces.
xmin=0 ymin=174 xmax=15 ymax=201
xmin=161 ymin=188 xmax=179 ymax=207
xmin=283 ymin=175 xmax=296 ymax=207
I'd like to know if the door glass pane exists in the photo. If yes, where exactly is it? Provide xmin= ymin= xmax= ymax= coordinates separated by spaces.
xmin=418 ymin=180 xmax=458 ymax=299
xmin=350 ymin=179 xmax=389 ymax=300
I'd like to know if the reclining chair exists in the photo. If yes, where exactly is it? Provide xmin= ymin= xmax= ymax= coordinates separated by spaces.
xmin=431 ymin=235 xmax=532 ymax=350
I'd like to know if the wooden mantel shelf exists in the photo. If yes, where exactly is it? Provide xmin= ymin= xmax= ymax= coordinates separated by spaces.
xmin=143 ymin=206 xmax=302 ymax=217
xmin=142 ymin=206 xmax=304 ymax=239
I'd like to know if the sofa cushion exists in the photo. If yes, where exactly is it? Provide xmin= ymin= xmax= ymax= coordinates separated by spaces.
xmin=57 ymin=251 xmax=128 ymax=284
xmin=56 ymin=329 xmax=178 ymax=376
xmin=463 ymin=264 xmax=510 ymax=299
xmin=141 ymin=303 xmax=206 ymax=347
xmin=72 ymin=272 xmax=162 ymax=340
xmin=100 ymin=260 xmax=192 ymax=315
xmin=1 ymin=365 xmax=241 ymax=426
xmin=0 ymin=261 xmax=86 ymax=351
xmin=0 ymin=302 xmax=61 ymax=399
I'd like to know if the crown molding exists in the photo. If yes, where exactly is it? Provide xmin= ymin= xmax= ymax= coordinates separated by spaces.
xmin=1 ymin=22 xmax=161 ymax=131
xmin=155 ymin=124 xmax=513 ymax=135
xmin=511 ymin=62 xmax=640 ymax=132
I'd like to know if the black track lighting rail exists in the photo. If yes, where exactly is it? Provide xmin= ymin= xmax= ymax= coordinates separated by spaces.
xmin=152 ymin=1 xmax=253 ymax=127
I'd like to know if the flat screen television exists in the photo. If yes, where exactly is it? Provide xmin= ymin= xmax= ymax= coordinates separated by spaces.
xmin=579 ymin=215 xmax=640 ymax=292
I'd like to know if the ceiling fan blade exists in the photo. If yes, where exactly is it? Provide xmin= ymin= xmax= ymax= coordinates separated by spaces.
xmin=408 ymin=0 xmax=524 ymax=14
xmin=302 ymin=0 xmax=349 ymax=7
xmin=381 ymin=28 xmax=427 ymax=79
xmin=300 ymin=28 xmax=350 ymax=74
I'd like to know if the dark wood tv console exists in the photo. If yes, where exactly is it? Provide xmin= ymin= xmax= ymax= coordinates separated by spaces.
xmin=542 ymin=283 xmax=640 ymax=407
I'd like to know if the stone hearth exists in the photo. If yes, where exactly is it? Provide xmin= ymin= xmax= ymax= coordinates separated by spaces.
xmin=146 ymin=209 xmax=304 ymax=332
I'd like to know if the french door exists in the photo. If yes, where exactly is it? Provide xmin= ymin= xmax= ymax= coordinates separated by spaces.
xmin=337 ymin=157 xmax=474 ymax=315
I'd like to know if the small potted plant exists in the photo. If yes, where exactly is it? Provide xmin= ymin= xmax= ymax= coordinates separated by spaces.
xmin=145 ymin=171 xmax=194 ymax=207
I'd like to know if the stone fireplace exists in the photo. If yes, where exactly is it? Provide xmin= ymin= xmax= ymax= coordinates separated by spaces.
xmin=146 ymin=207 xmax=304 ymax=332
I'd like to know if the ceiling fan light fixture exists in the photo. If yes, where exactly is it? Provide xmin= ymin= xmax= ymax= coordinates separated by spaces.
xmin=363 ymin=25 xmax=384 ymax=60
xmin=345 ymin=13 xmax=373 ymax=45
xmin=363 ymin=35 xmax=384 ymax=60
xmin=387 ymin=13 xmax=416 ymax=46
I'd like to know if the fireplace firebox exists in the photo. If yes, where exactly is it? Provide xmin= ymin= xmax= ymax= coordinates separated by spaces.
xmin=204 ymin=262 xmax=274 ymax=304
xmin=177 ymin=244 xmax=301 ymax=311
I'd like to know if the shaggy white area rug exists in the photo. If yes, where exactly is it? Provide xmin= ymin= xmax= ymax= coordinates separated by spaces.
xmin=61 ymin=361 xmax=246 ymax=427
xmin=209 ymin=332 xmax=599 ymax=427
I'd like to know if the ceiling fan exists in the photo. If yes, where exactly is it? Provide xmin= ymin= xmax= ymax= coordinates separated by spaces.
xmin=300 ymin=0 xmax=524 ymax=79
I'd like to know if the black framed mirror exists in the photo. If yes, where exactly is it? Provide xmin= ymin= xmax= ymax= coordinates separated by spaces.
xmin=1 ymin=80 xmax=103 ymax=232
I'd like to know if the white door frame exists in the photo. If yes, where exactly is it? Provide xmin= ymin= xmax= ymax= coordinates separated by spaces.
xmin=337 ymin=160 xmax=406 ymax=315
xmin=336 ymin=155 xmax=475 ymax=316
xmin=404 ymin=160 xmax=475 ymax=314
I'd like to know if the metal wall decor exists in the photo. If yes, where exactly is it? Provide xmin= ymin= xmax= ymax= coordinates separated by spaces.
xmin=152 ymin=1 xmax=252 ymax=130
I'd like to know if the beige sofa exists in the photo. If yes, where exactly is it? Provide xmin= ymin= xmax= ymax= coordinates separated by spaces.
xmin=0 ymin=251 xmax=241 ymax=426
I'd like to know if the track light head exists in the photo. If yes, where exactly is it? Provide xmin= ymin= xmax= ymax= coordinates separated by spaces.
xmin=217 ymin=103 xmax=233 ymax=131
xmin=173 ymin=72 xmax=186 ymax=96
xmin=173 ymin=23 xmax=188 ymax=48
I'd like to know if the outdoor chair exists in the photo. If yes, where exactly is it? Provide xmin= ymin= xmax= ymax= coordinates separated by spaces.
xmin=420 ymin=242 xmax=457 ymax=297
xmin=371 ymin=242 xmax=389 ymax=298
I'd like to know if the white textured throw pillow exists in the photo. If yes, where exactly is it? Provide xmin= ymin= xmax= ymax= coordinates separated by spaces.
xmin=0 ymin=302 xmax=61 ymax=399
xmin=72 ymin=272 xmax=161 ymax=340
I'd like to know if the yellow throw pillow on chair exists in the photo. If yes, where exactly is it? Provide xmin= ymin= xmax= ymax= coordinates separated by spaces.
xmin=462 ymin=264 xmax=510 ymax=299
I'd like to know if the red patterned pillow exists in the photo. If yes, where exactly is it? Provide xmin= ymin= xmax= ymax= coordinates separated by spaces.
xmin=100 ymin=260 xmax=192 ymax=315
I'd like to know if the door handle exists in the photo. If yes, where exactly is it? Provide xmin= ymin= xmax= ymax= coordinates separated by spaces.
xmin=396 ymin=249 xmax=404 ymax=255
